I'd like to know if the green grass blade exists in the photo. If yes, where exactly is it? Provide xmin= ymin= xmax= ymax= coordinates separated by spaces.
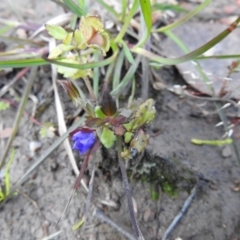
xmin=0 ymin=46 xmax=118 ymax=69
xmin=197 ymin=54 xmax=240 ymax=60
xmin=133 ymin=16 xmax=240 ymax=65
xmin=152 ymin=3 xmax=188 ymax=13
xmin=112 ymin=49 xmax=125 ymax=91
xmin=93 ymin=52 xmax=100 ymax=98
xmin=0 ymin=58 xmax=48 ymax=68
xmin=121 ymin=0 xmax=127 ymax=21
xmin=115 ymin=0 xmax=139 ymax=43
xmin=120 ymin=40 xmax=134 ymax=64
xmin=5 ymin=149 xmax=15 ymax=196
xmin=63 ymin=0 xmax=87 ymax=16
xmin=111 ymin=54 xmax=141 ymax=97
xmin=139 ymin=0 xmax=152 ymax=35
xmin=154 ymin=0 xmax=212 ymax=32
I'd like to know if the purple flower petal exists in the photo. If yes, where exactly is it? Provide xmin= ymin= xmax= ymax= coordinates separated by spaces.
xmin=72 ymin=130 xmax=96 ymax=154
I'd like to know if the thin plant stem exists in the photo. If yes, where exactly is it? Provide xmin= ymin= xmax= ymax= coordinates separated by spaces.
xmin=117 ymin=137 xmax=144 ymax=239
xmin=84 ymin=77 xmax=96 ymax=101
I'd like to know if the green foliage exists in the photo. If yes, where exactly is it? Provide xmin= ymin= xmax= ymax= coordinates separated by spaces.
xmin=72 ymin=216 xmax=85 ymax=230
xmin=99 ymin=127 xmax=116 ymax=149
xmin=45 ymin=16 xmax=110 ymax=79
xmin=191 ymin=138 xmax=232 ymax=146
xmin=45 ymin=24 xmax=68 ymax=40
xmin=124 ymin=99 xmax=156 ymax=131
xmin=0 ymin=149 xmax=16 ymax=202
xmin=94 ymin=106 xmax=106 ymax=119
xmin=139 ymin=0 xmax=152 ymax=35
xmin=0 ymin=101 xmax=10 ymax=111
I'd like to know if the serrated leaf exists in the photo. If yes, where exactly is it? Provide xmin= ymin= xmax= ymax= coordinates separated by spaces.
xmin=63 ymin=32 xmax=73 ymax=45
xmin=45 ymin=24 xmax=68 ymax=40
xmin=79 ymin=16 xmax=94 ymax=43
xmin=72 ymin=29 xmax=84 ymax=47
xmin=0 ymin=101 xmax=10 ymax=111
xmin=87 ymin=16 xmax=104 ymax=32
xmin=100 ymin=127 xmax=116 ymax=148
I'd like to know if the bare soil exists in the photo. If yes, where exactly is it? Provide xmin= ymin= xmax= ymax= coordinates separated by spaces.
xmin=0 ymin=1 xmax=240 ymax=240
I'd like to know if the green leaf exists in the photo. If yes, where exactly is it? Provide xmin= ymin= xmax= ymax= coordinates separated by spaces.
xmin=45 ymin=24 xmax=68 ymax=40
xmin=0 ymin=101 xmax=10 ymax=111
xmin=124 ymin=132 xmax=133 ymax=143
xmin=120 ymin=40 xmax=134 ymax=64
xmin=111 ymin=55 xmax=141 ymax=96
xmin=139 ymin=0 xmax=152 ymax=35
xmin=100 ymin=127 xmax=116 ymax=148
xmin=72 ymin=217 xmax=85 ymax=230
xmin=191 ymin=138 xmax=232 ymax=146
xmin=56 ymin=59 xmax=79 ymax=77
xmin=63 ymin=32 xmax=73 ymax=45
xmin=0 ymin=58 xmax=48 ymax=68
xmin=49 ymin=44 xmax=74 ymax=59
xmin=72 ymin=29 xmax=83 ymax=47
xmin=94 ymin=106 xmax=106 ymax=119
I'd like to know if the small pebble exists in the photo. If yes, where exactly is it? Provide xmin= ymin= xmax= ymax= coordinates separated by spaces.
xmin=221 ymin=145 xmax=232 ymax=158
xmin=29 ymin=141 xmax=42 ymax=157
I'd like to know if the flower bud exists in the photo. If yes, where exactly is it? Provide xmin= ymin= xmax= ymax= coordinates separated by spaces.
xmin=59 ymin=80 xmax=81 ymax=105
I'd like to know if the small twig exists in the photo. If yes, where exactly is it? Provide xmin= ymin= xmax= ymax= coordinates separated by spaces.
xmin=83 ymin=77 xmax=96 ymax=101
xmin=93 ymin=208 xmax=136 ymax=240
xmin=162 ymin=186 xmax=197 ymax=240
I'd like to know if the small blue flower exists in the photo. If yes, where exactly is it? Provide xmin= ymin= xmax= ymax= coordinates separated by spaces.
xmin=72 ymin=130 xmax=96 ymax=154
